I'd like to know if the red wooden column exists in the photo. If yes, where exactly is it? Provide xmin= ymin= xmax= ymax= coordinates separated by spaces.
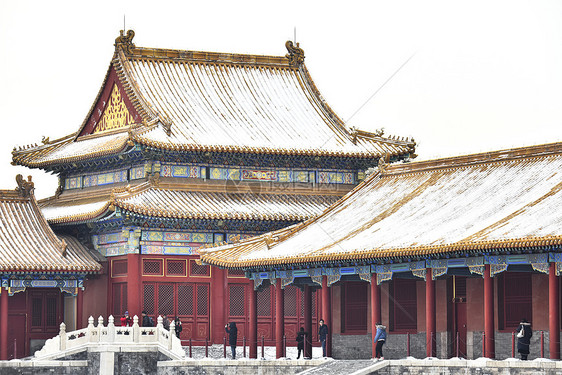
xmin=484 ymin=264 xmax=495 ymax=358
xmin=426 ymin=268 xmax=436 ymax=358
xmin=0 ymin=288 xmax=8 ymax=360
xmin=210 ymin=268 xmax=226 ymax=344
xmin=127 ymin=253 xmax=141 ymax=318
xmin=371 ymin=273 xmax=381 ymax=358
xmin=303 ymin=284 xmax=312 ymax=359
xmin=275 ymin=280 xmax=284 ymax=358
xmin=249 ymin=285 xmax=258 ymax=358
xmin=321 ymin=276 xmax=332 ymax=357
xmin=76 ymin=287 xmax=84 ymax=329
xmin=550 ymin=262 xmax=560 ymax=359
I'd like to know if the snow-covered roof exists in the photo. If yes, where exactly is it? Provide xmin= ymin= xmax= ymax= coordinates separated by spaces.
xmin=13 ymin=31 xmax=415 ymax=169
xmin=40 ymin=180 xmax=341 ymax=225
xmin=200 ymin=142 xmax=562 ymax=268
xmin=0 ymin=176 xmax=102 ymax=272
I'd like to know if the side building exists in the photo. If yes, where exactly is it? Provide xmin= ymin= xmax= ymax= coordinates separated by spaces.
xmin=11 ymin=31 xmax=415 ymax=354
xmin=0 ymin=176 xmax=102 ymax=360
xmin=201 ymin=142 xmax=562 ymax=360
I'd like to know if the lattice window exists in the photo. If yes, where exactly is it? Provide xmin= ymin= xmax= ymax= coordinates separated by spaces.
xmin=112 ymin=283 xmax=129 ymax=316
xmin=143 ymin=259 xmax=163 ymax=275
xmin=312 ymin=290 xmax=317 ymax=316
xmin=158 ymin=284 xmax=175 ymax=315
xmin=300 ymin=290 xmax=304 ymax=317
xmin=228 ymin=269 xmax=245 ymax=277
xmin=391 ymin=279 xmax=417 ymax=331
xmin=257 ymin=286 xmax=272 ymax=316
xmin=113 ymin=284 xmax=121 ymax=316
xmin=197 ymin=284 xmax=209 ymax=316
xmin=122 ymin=284 xmax=128 ymax=314
xmin=455 ymin=276 xmax=467 ymax=298
xmin=178 ymin=284 xmax=194 ymax=316
xmin=283 ymin=286 xmax=297 ymax=317
xmin=167 ymin=260 xmax=186 ymax=276
xmin=31 ymin=298 xmax=42 ymax=327
xmin=46 ymin=297 xmax=57 ymax=327
xmin=299 ymin=289 xmax=317 ymax=317
xmin=229 ymin=285 xmax=245 ymax=316
xmin=112 ymin=260 xmax=128 ymax=276
xmin=500 ymin=272 xmax=532 ymax=329
xmin=342 ymin=282 xmax=368 ymax=332
xmin=190 ymin=260 xmax=210 ymax=276
xmin=143 ymin=283 xmax=155 ymax=315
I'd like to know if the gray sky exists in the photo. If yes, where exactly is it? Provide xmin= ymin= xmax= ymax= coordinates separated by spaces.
xmin=2 ymin=0 xmax=561 ymax=198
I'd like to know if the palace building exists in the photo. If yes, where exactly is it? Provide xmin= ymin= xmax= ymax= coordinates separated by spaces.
xmin=6 ymin=31 xmax=415 ymax=358
xmin=201 ymin=142 xmax=562 ymax=360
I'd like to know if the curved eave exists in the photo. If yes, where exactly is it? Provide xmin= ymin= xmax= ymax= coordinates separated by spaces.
xmin=0 ymin=266 xmax=101 ymax=273
xmin=133 ymin=133 xmax=414 ymax=159
xmin=12 ymin=134 xmax=132 ymax=169
xmin=115 ymin=202 xmax=312 ymax=222
xmin=202 ymin=236 xmax=562 ymax=269
xmin=46 ymin=203 xmax=114 ymax=225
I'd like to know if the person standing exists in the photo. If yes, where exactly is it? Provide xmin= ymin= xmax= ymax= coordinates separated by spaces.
xmin=225 ymin=322 xmax=238 ymax=359
xmin=373 ymin=322 xmax=387 ymax=360
xmin=120 ymin=311 xmax=132 ymax=327
xmin=516 ymin=318 xmax=532 ymax=360
xmin=141 ymin=310 xmax=154 ymax=327
xmin=296 ymin=327 xmax=306 ymax=359
xmin=162 ymin=314 xmax=170 ymax=331
xmin=318 ymin=319 xmax=329 ymax=357
xmin=174 ymin=317 xmax=182 ymax=339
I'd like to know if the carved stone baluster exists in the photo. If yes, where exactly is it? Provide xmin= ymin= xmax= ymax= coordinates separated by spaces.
xmin=59 ymin=322 xmax=67 ymax=351
xmin=133 ymin=315 xmax=140 ymax=343
xmin=107 ymin=315 xmax=115 ymax=342
xmin=87 ymin=316 xmax=97 ymax=342
xmin=169 ymin=320 xmax=175 ymax=350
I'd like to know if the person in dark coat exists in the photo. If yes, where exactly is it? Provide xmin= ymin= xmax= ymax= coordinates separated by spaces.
xmin=296 ymin=327 xmax=306 ymax=359
xmin=225 ymin=322 xmax=238 ymax=359
xmin=516 ymin=318 xmax=532 ymax=360
xmin=174 ymin=317 xmax=182 ymax=339
xmin=141 ymin=310 xmax=153 ymax=327
xmin=318 ymin=319 xmax=329 ymax=357
xmin=162 ymin=314 xmax=170 ymax=331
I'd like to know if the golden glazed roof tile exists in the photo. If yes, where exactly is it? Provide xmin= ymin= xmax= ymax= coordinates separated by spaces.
xmin=200 ymin=142 xmax=562 ymax=268
xmin=13 ymin=32 xmax=415 ymax=168
xmin=0 ymin=176 xmax=102 ymax=272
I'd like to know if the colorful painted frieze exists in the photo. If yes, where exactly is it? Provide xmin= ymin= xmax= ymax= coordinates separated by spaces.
xmin=83 ymin=170 xmax=128 ymax=187
xmin=64 ymin=176 xmax=83 ymax=190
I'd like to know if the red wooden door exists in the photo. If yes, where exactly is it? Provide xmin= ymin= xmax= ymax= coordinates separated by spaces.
xmin=8 ymin=314 xmax=26 ymax=359
xmin=454 ymin=301 xmax=467 ymax=358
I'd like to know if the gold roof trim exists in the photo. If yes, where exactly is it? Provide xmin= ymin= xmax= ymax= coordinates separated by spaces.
xmin=386 ymin=142 xmax=562 ymax=177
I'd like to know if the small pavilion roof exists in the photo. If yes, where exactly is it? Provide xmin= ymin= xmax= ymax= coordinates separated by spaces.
xmin=0 ymin=176 xmax=102 ymax=272
xmin=200 ymin=142 xmax=562 ymax=268
xmin=40 ymin=180 xmax=341 ymax=225
xmin=12 ymin=31 xmax=415 ymax=169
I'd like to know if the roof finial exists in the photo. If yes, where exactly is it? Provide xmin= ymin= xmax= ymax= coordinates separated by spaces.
xmin=15 ymin=174 xmax=34 ymax=198
xmin=285 ymin=40 xmax=305 ymax=67
xmin=115 ymin=29 xmax=135 ymax=55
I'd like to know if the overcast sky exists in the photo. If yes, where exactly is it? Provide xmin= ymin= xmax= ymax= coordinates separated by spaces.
xmin=1 ymin=0 xmax=561 ymax=198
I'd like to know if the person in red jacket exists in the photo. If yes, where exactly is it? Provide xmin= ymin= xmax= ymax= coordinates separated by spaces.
xmin=120 ymin=311 xmax=133 ymax=327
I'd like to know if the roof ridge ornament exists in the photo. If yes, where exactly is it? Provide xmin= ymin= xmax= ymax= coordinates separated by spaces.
xmin=115 ymin=29 xmax=135 ymax=55
xmin=15 ymin=174 xmax=34 ymax=198
xmin=285 ymin=41 xmax=305 ymax=67
xmin=378 ymin=153 xmax=390 ymax=174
